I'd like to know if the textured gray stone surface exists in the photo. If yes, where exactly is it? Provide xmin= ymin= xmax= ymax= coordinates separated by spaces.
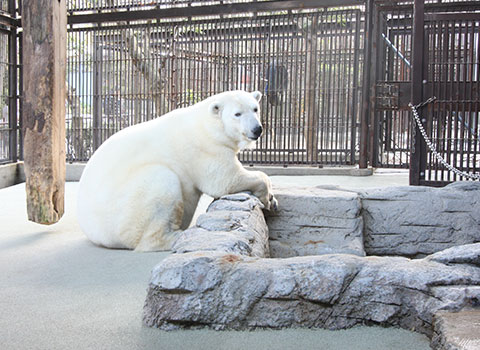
xmin=266 ymin=182 xmax=480 ymax=258
xmin=361 ymin=182 xmax=480 ymax=257
xmin=265 ymin=186 xmax=365 ymax=258
xmin=144 ymin=243 xmax=480 ymax=334
xmin=144 ymin=183 xmax=480 ymax=340
xmin=426 ymin=243 xmax=480 ymax=266
xmin=431 ymin=310 xmax=480 ymax=350
xmin=172 ymin=192 xmax=269 ymax=258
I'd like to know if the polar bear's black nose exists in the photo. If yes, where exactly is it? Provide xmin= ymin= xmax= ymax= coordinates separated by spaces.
xmin=253 ymin=125 xmax=263 ymax=138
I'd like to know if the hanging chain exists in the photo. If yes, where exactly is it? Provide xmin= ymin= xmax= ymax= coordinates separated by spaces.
xmin=408 ymin=97 xmax=480 ymax=181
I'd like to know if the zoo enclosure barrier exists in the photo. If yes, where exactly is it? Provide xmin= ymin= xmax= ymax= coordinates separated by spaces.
xmin=1 ymin=0 xmax=479 ymax=187
xmin=371 ymin=0 xmax=480 ymax=185
xmin=65 ymin=0 xmax=365 ymax=167
xmin=409 ymin=0 xmax=480 ymax=186
xmin=0 ymin=0 xmax=19 ymax=165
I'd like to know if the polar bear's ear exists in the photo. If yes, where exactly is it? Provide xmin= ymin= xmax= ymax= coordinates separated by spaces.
xmin=209 ymin=101 xmax=222 ymax=116
xmin=251 ymin=91 xmax=262 ymax=102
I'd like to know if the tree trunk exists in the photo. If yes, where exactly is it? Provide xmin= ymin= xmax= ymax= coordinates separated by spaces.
xmin=22 ymin=0 xmax=67 ymax=224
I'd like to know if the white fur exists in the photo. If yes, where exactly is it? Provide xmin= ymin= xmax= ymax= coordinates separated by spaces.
xmin=77 ymin=90 xmax=277 ymax=252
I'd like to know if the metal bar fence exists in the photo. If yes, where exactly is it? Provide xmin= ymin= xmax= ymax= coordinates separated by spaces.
xmin=0 ymin=32 xmax=10 ymax=163
xmin=422 ymin=13 xmax=480 ymax=184
xmin=373 ymin=0 xmax=480 ymax=182
xmin=373 ymin=5 xmax=414 ymax=169
xmin=66 ymin=7 xmax=364 ymax=166
xmin=0 ymin=0 xmax=18 ymax=164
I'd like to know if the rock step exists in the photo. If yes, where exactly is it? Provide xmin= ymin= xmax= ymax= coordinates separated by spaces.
xmin=267 ymin=182 xmax=480 ymax=258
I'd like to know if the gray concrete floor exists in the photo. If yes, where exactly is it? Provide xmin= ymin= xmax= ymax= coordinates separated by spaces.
xmin=0 ymin=172 xmax=431 ymax=350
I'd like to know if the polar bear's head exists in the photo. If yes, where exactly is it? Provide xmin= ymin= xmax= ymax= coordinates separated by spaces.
xmin=208 ymin=90 xmax=263 ymax=150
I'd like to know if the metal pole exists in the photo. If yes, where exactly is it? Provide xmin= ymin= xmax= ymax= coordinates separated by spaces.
xmin=92 ymin=37 xmax=102 ymax=152
xmin=359 ymin=0 xmax=373 ymax=168
xmin=8 ymin=0 xmax=17 ymax=162
xmin=409 ymin=0 xmax=426 ymax=185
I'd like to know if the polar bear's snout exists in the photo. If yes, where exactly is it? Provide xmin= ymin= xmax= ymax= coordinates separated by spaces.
xmin=251 ymin=125 xmax=263 ymax=140
xmin=244 ymin=118 xmax=263 ymax=140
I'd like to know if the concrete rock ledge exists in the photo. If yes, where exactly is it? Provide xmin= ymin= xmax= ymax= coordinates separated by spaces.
xmin=172 ymin=193 xmax=269 ymax=258
xmin=266 ymin=182 xmax=480 ymax=258
xmin=361 ymin=182 xmax=480 ymax=257
xmin=144 ymin=243 xmax=480 ymax=334
xmin=143 ymin=189 xmax=480 ymax=339
xmin=266 ymin=187 xmax=365 ymax=258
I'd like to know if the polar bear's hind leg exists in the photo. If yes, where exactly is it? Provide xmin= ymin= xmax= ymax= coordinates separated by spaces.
xmin=133 ymin=202 xmax=184 ymax=252
xmin=123 ymin=165 xmax=185 ymax=252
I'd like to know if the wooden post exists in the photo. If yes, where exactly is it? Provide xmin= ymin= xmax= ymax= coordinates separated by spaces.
xmin=22 ymin=0 xmax=67 ymax=224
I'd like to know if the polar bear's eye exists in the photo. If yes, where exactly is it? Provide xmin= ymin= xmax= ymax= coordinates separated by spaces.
xmin=253 ymin=108 xmax=258 ymax=112
xmin=235 ymin=112 xmax=242 ymax=117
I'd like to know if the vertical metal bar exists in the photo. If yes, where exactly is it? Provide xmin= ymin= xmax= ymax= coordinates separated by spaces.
xmin=452 ymin=19 xmax=463 ymax=181
xmin=254 ymin=15 xmax=260 ymax=165
xmin=265 ymin=17 xmax=275 ymax=164
xmin=359 ymin=0 xmax=374 ymax=169
xmin=280 ymin=15 xmax=286 ymax=165
xmin=441 ymin=19 xmax=449 ymax=182
xmin=301 ymin=14 xmax=307 ymax=165
xmin=296 ymin=13 xmax=303 ymax=164
xmin=447 ymin=19 xmax=455 ymax=182
xmin=370 ymin=6 xmax=381 ymax=168
xmin=18 ymin=30 xmax=23 ymax=161
xmin=472 ymin=19 xmax=480 ymax=177
xmin=459 ymin=19 xmax=469 ymax=178
xmin=466 ymin=19 xmax=475 ymax=177
xmin=92 ymin=33 xmax=101 ymax=152
xmin=409 ymin=0 xmax=425 ymax=185
xmin=171 ymin=25 xmax=177 ymax=110
xmin=118 ymin=25 xmax=123 ymax=132
xmin=76 ymin=29 xmax=80 ymax=160
xmin=316 ymin=12 xmax=324 ymax=165
xmin=338 ymin=10 xmax=346 ymax=164
xmin=286 ymin=11 xmax=294 ymax=166
xmin=335 ymin=11 xmax=342 ymax=165
xmin=385 ymin=15 xmax=394 ymax=160
xmin=340 ymin=11 xmax=349 ymax=165
xmin=331 ymin=11 xmax=339 ymax=164
xmin=8 ymin=0 xmax=17 ymax=162
xmin=432 ymin=18 xmax=440 ymax=181
xmin=351 ymin=10 xmax=360 ymax=165
xmin=305 ymin=12 xmax=319 ymax=165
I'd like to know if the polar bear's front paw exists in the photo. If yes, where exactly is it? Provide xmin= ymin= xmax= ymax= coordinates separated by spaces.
xmin=261 ymin=193 xmax=278 ymax=211
xmin=270 ymin=194 xmax=279 ymax=211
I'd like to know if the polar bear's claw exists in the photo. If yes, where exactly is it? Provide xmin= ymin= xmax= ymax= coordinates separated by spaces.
xmin=272 ymin=196 xmax=279 ymax=211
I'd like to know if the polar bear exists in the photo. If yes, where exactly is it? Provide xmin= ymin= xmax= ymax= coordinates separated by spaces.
xmin=77 ymin=90 xmax=277 ymax=252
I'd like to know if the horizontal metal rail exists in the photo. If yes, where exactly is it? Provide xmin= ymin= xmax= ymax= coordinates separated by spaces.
xmin=68 ymin=0 xmax=364 ymax=24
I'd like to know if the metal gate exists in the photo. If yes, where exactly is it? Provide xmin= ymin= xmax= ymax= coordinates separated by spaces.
xmin=66 ymin=0 xmax=364 ymax=166
xmin=410 ymin=1 xmax=480 ymax=185
xmin=371 ymin=2 xmax=414 ymax=169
